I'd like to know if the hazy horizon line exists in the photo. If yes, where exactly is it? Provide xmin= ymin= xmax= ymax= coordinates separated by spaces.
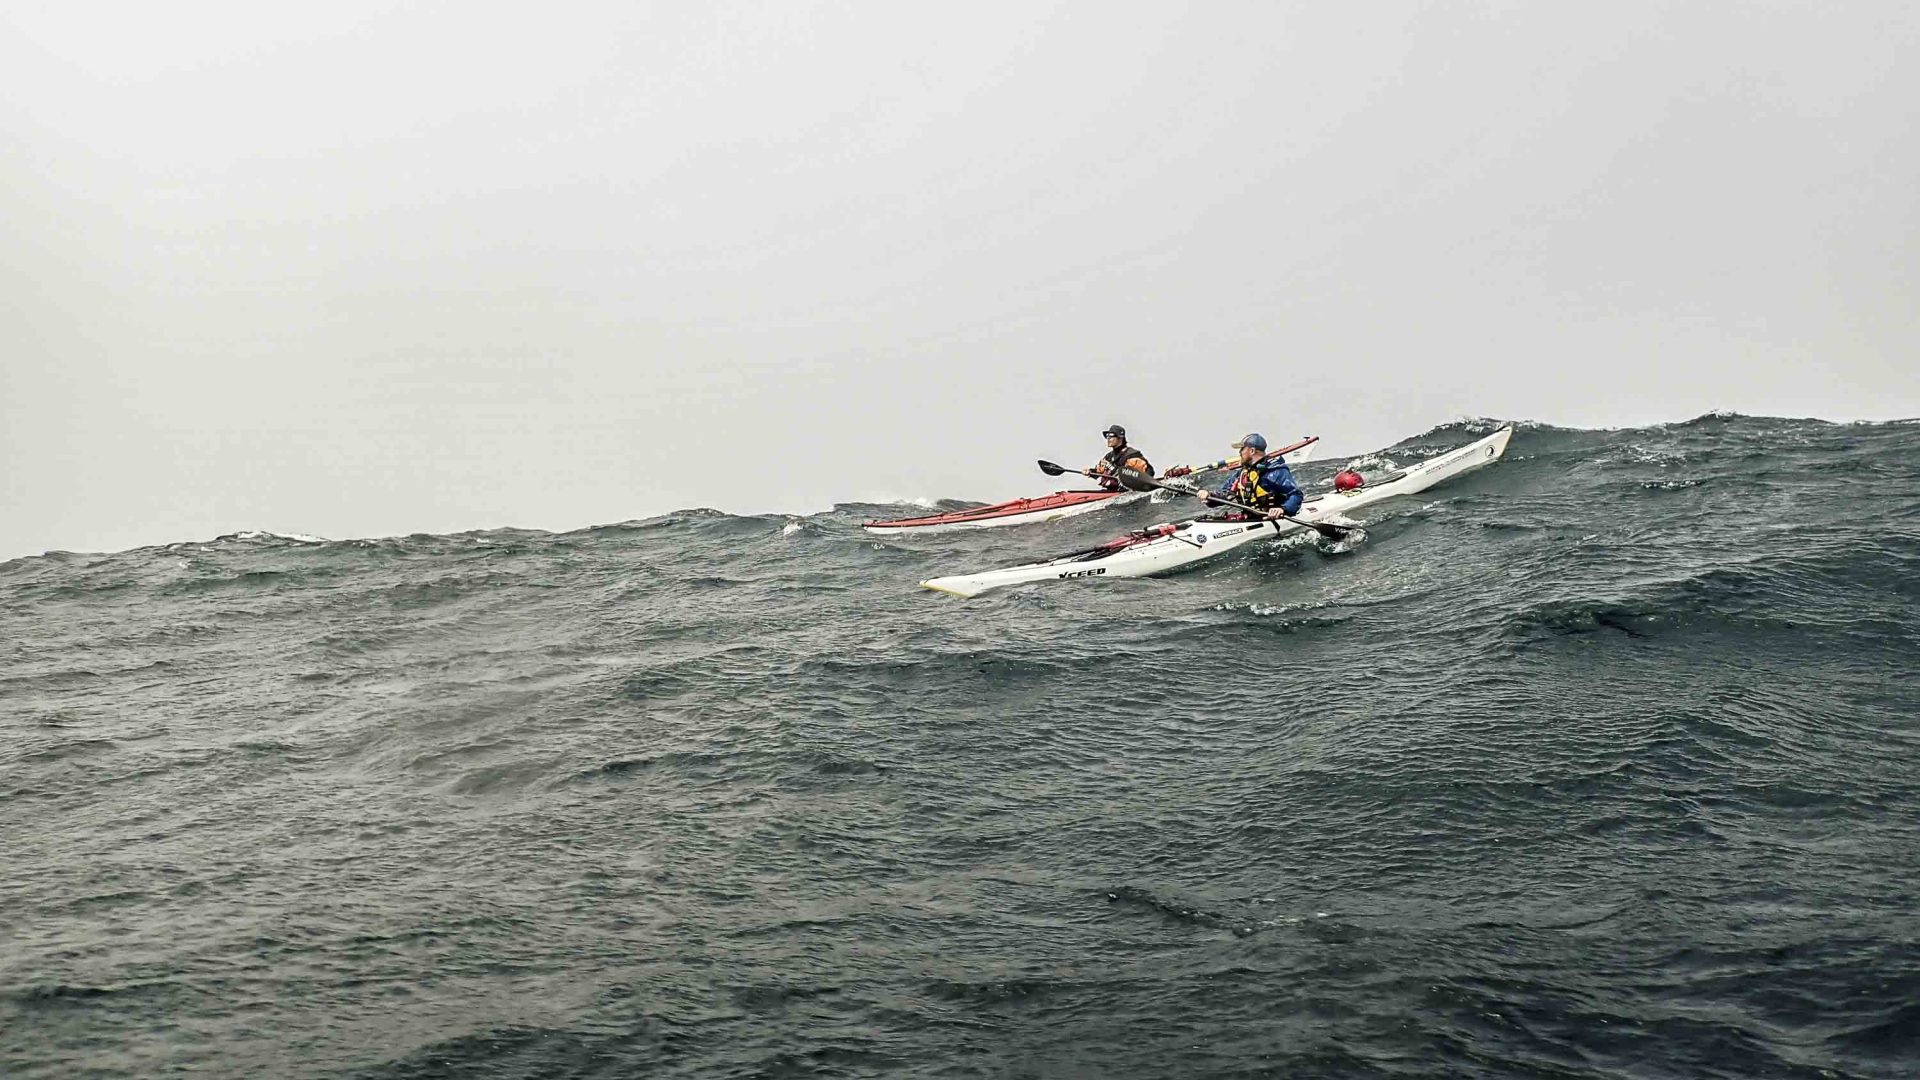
xmin=8 ymin=408 xmax=1912 ymax=564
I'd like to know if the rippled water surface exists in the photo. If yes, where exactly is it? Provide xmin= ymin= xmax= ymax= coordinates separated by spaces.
xmin=4 ymin=415 xmax=1918 ymax=1078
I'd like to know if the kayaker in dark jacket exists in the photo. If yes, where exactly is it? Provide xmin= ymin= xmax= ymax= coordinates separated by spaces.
xmin=1092 ymin=424 xmax=1153 ymax=492
xmin=1196 ymin=432 xmax=1304 ymax=518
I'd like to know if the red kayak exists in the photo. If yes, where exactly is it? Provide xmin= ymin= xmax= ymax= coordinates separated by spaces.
xmin=863 ymin=489 xmax=1127 ymax=534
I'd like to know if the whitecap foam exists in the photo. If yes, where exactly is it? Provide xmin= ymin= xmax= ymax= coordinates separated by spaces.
xmin=1342 ymin=454 xmax=1398 ymax=473
xmin=1265 ymin=530 xmax=1321 ymax=553
xmin=232 ymin=530 xmax=329 ymax=544
xmin=1322 ymin=528 xmax=1368 ymax=555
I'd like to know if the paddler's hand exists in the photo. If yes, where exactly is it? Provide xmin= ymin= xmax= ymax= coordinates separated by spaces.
xmin=1195 ymin=491 xmax=1213 ymax=506
xmin=1265 ymin=508 xmax=1287 ymax=520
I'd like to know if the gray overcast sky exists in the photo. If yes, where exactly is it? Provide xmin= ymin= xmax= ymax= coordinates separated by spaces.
xmin=4 ymin=1 xmax=1917 ymax=558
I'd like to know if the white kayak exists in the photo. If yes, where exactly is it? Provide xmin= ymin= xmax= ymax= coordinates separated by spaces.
xmin=920 ymin=426 xmax=1512 ymax=598
xmin=862 ymin=437 xmax=1318 ymax=535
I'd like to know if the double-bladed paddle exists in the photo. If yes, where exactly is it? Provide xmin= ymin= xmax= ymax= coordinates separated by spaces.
xmin=1035 ymin=459 xmax=1355 ymax=540
xmin=1122 ymin=466 xmax=1357 ymax=540
xmin=1037 ymin=435 xmax=1315 ymax=483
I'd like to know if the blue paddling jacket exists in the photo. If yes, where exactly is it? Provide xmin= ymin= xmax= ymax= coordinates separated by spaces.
xmin=1209 ymin=457 xmax=1304 ymax=516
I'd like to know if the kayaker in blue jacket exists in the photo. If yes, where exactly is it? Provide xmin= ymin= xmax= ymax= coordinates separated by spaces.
xmin=1196 ymin=432 xmax=1304 ymax=518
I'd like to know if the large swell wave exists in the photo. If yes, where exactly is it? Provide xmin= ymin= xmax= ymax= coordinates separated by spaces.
xmin=3 ymin=414 xmax=1917 ymax=1079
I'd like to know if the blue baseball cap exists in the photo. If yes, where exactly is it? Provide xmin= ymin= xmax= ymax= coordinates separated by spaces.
xmin=1231 ymin=433 xmax=1267 ymax=452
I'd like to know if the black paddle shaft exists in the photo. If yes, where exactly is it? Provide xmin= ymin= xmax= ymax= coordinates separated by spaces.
xmin=1115 ymin=467 xmax=1353 ymax=539
xmin=1035 ymin=458 xmax=1353 ymax=539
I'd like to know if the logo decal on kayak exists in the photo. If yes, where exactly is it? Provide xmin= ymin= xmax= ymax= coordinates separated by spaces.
xmin=1059 ymin=567 xmax=1107 ymax=580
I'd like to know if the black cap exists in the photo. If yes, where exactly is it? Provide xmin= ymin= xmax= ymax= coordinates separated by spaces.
xmin=1102 ymin=425 xmax=1127 ymax=440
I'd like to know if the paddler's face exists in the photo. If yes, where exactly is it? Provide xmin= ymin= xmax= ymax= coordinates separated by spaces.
xmin=1105 ymin=434 xmax=1123 ymax=448
xmin=1239 ymin=446 xmax=1260 ymax=466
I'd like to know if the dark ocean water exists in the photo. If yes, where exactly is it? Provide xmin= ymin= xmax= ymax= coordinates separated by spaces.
xmin=4 ymin=414 xmax=1918 ymax=1079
